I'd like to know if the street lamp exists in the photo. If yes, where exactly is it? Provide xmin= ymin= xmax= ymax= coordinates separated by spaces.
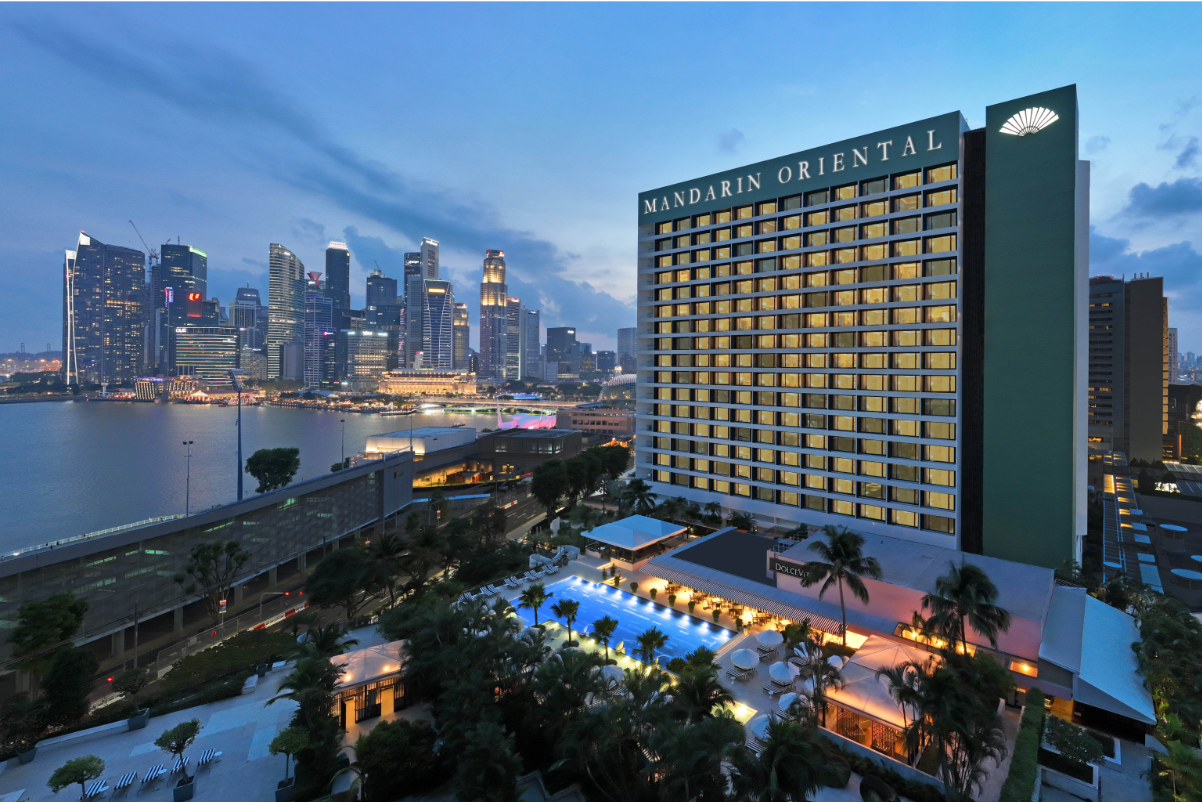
xmin=230 ymin=369 xmax=245 ymax=502
xmin=182 ymin=440 xmax=194 ymax=516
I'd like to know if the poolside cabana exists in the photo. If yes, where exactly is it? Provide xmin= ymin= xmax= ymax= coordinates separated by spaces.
xmin=585 ymin=515 xmax=688 ymax=569
xmin=823 ymin=635 xmax=936 ymax=764
xmin=331 ymin=643 xmax=408 ymax=727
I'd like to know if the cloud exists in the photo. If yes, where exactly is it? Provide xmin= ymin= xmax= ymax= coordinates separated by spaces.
xmin=1091 ymin=227 xmax=1202 ymax=311
xmin=240 ymin=256 xmax=267 ymax=270
xmin=292 ymin=218 xmax=327 ymax=244
xmin=1174 ymin=136 xmax=1200 ymax=170
xmin=13 ymin=17 xmax=634 ymax=332
xmin=1123 ymin=177 xmax=1202 ymax=218
xmin=1085 ymin=135 xmax=1110 ymax=154
xmin=718 ymin=128 xmax=745 ymax=153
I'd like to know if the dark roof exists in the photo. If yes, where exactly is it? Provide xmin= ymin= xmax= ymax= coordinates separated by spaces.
xmin=670 ymin=529 xmax=776 ymax=587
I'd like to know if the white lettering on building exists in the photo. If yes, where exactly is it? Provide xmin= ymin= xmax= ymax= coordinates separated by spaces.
xmin=902 ymin=136 xmax=917 ymax=157
xmin=832 ymin=153 xmax=845 ymax=172
xmin=877 ymin=140 xmax=893 ymax=161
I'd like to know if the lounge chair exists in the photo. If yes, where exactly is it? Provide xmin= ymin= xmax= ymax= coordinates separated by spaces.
xmin=745 ymin=740 xmax=765 ymax=755
xmin=85 ymin=780 xmax=108 ymax=799
xmin=724 ymin=667 xmax=747 ymax=681
xmin=198 ymin=749 xmax=223 ymax=767
xmin=763 ymin=683 xmax=787 ymax=696
xmin=142 ymin=766 xmax=166 ymax=786
xmin=504 ymin=576 xmax=521 ymax=587
xmin=113 ymin=771 xmax=137 ymax=793
xmin=524 ymin=571 xmax=539 ymax=581
xmin=172 ymin=756 xmax=189 ymax=775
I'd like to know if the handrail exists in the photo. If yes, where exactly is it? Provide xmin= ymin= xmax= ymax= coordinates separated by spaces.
xmin=0 ymin=515 xmax=185 ymax=562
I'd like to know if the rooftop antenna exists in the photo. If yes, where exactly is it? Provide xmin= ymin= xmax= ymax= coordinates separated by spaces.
xmin=128 ymin=220 xmax=159 ymax=266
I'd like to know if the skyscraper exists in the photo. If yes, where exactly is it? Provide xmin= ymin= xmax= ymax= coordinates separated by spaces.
xmin=267 ymin=243 xmax=305 ymax=379
xmin=151 ymin=244 xmax=208 ymax=370
xmin=504 ymin=298 xmax=522 ymax=381
xmin=304 ymin=273 xmax=335 ymax=388
xmin=479 ymin=249 xmax=508 ymax=379
xmin=404 ymin=274 xmax=425 ymax=369
xmin=1168 ymin=327 xmax=1179 ymax=383
xmin=366 ymin=269 xmax=399 ymax=328
xmin=453 ymin=302 xmax=470 ymax=371
xmin=520 ymin=307 xmax=541 ymax=380
xmin=325 ymin=242 xmax=351 ymax=327
xmin=403 ymin=252 xmax=422 ymax=301
xmin=420 ymin=237 xmax=440 ymax=280
xmin=422 ymin=280 xmax=456 ymax=370
xmin=63 ymin=232 xmax=146 ymax=385
xmin=546 ymin=327 xmax=578 ymax=365
xmin=231 ymin=286 xmax=266 ymax=350
xmin=173 ymin=327 xmax=239 ymax=387
xmin=617 ymin=326 xmax=637 ymax=374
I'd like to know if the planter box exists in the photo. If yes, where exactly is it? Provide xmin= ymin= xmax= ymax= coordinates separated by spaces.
xmin=127 ymin=710 xmax=150 ymax=731
xmin=1041 ymin=763 xmax=1098 ymax=801
xmin=173 ymin=777 xmax=195 ymax=802
xmin=275 ymin=778 xmax=295 ymax=802
xmin=17 ymin=747 xmax=37 ymax=765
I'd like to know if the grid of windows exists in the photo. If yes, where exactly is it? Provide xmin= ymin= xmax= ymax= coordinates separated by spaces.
xmin=638 ymin=165 xmax=961 ymax=537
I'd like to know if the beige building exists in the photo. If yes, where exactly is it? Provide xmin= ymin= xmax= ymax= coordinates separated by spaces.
xmin=378 ymin=370 xmax=477 ymax=395
xmin=556 ymin=406 xmax=636 ymax=439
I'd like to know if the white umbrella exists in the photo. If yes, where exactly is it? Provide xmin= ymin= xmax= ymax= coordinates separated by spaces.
xmin=778 ymin=692 xmax=799 ymax=712
xmin=787 ymin=661 xmax=801 ymax=680
xmin=601 ymin=665 xmax=624 ymax=685
xmin=827 ymin=655 xmax=846 ymax=669
xmin=798 ymin=677 xmax=815 ymax=696
xmin=749 ymin=716 xmax=772 ymax=740
xmin=731 ymin=649 xmax=759 ymax=671
xmin=757 ymin=630 xmax=784 ymax=647
xmin=769 ymin=662 xmax=793 ymax=684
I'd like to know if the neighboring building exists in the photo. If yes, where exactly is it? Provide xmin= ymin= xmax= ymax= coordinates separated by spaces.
xmin=636 ymin=86 xmax=1089 ymax=569
xmin=1088 ymin=275 xmax=1169 ymax=462
xmin=366 ymin=269 xmax=400 ymax=329
xmin=63 ymin=232 xmax=146 ymax=385
xmin=341 ymin=329 xmax=392 ymax=390
xmin=505 ymin=297 xmax=522 ymax=381
xmin=596 ymin=350 xmax=617 ymax=374
xmin=239 ymin=348 xmax=267 ymax=381
xmin=267 ymin=243 xmax=305 ymax=379
xmin=421 ymin=280 xmax=456 ymax=370
xmin=403 ymin=252 xmax=422 ymax=301
xmin=304 ymin=275 xmax=336 ymax=388
xmin=134 ymin=376 xmax=165 ymax=400
xmin=326 ymin=242 xmax=351 ymax=328
xmin=420 ymin=237 xmax=440 ymax=280
xmin=556 ymin=406 xmax=636 ymax=439
xmin=543 ymin=361 xmax=561 ymax=382
xmin=617 ymin=326 xmax=638 ymax=374
xmin=378 ymin=369 xmax=477 ymax=396
xmin=231 ymin=286 xmax=266 ymax=350
xmin=173 ymin=326 xmax=239 ymax=387
xmin=479 ymin=249 xmax=508 ymax=379
xmin=520 ymin=307 xmax=541 ymax=380
xmin=477 ymin=428 xmax=584 ymax=476
xmin=152 ymin=244 xmax=208 ymax=369
xmin=1168 ymin=327 xmax=1179 ymax=383
xmin=453 ymin=302 xmax=470 ymax=371
xmin=546 ymin=326 xmax=577 ymax=366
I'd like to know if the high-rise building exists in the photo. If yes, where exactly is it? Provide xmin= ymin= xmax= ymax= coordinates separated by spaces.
xmin=420 ymin=237 xmax=439 ymax=280
xmin=341 ymin=329 xmax=392 ymax=390
xmin=325 ymin=242 xmax=351 ymax=327
xmin=596 ymin=350 xmax=617 ymax=373
xmin=520 ymin=307 xmax=541 ymax=380
xmin=173 ymin=327 xmax=239 ymax=387
xmin=617 ymin=326 xmax=638 ymax=374
xmin=155 ymin=244 xmax=207 ymax=311
xmin=422 ymin=280 xmax=456 ymax=370
xmin=366 ymin=269 xmax=399 ymax=327
xmin=479 ymin=249 xmax=508 ymax=379
xmin=1168 ymin=327 xmax=1178 ymax=383
xmin=238 ymin=347 xmax=267 ymax=381
xmin=504 ymin=298 xmax=522 ymax=381
xmin=403 ymin=252 xmax=422 ymax=301
xmin=453 ymin=303 xmax=470 ymax=371
xmin=63 ymin=232 xmax=146 ymax=385
xmin=546 ymin=327 xmax=578 ymax=368
xmin=1088 ymin=275 xmax=1170 ymax=462
xmin=267 ymin=243 xmax=305 ymax=379
xmin=304 ymin=273 xmax=335 ymax=388
xmin=231 ymin=286 xmax=266 ymax=350
xmin=636 ymin=86 xmax=1089 ymax=569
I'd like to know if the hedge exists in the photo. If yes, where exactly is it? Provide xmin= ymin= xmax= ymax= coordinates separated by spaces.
xmin=998 ymin=689 xmax=1045 ymax=802
xmin=162 ymin=629 xmax=295 ymax=694
xmin=826 ymin=743 xmax=944 ymax=802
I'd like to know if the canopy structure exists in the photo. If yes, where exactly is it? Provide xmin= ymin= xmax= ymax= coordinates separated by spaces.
xmin=332 ymin=643 xmax=404 ymax=692
xmin=731 ymin=649 xmax=759 ymax=671
xmin=826 ymin=635 xmax=936 ymax=730
xmin=586 ymin=516 xmax=686 ymax=564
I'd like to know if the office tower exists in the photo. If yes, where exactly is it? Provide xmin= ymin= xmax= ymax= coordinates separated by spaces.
xmin=421 ymin=237 xmax=440 ymax=280
xmin=422 ymin=280 xmax=456 ymax=370
xmin=479 ymin=249 xmax=508 ymax=379
xmin=618 ymin=326 xmax=638 ymax=374
xmin=325 ymin=242 xmax=351 ymax=328
xmin=267 ymin=243 xmax=305 ymax=379
xmin=366 ymin=269 xmax=400 ymax=328
xmin=1168 ymin=327 xmax=1178 ymax=383
xmin=404 ymin=275 xmax=425 ymax=368
xmin=63 ymin=232 xmax=146 ymax=385
xmin=231 ymin=286 xmax=266 ymax=350
xmin=173 ymin=327 xmax=239 ymax=386
xmin=305 ymin=273 xmax=335 ymax=388
xmin=504 ymin=298 xmax=522 ymax=381
xmin=453 ymin=303 xmax=470 ymax=371
xmin=341 ymin=329 xmax=392 ymax=390
xmin=238 ymin=347 xmax=267 ymax=381
xmin=403 ymin=252 xmax=422 ymax=302
xmin=597 ymin=350 xmax=617 ymax=373
xmin=546 ymin=326 xmax=578 ymax=369
xmin=1088 ymin=275 xmax=1169 ymax=462
xmin=578 ymin=343 xmax=595 ymax=375
xmin=155 ymin=244 xmax=208 ymax=310
xmin=636 ymin=86 xmax=1088 ymax=569
xmin=520 ymin=307 xmax=541 ymax=379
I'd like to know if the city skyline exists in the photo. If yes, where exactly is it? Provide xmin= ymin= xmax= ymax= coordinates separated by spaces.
xmin=3 ymin=4 xmax=1202 ymax=354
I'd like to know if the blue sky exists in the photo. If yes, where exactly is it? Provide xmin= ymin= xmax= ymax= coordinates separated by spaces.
xmin=2 ymin=3 xmax=1202 ymax=353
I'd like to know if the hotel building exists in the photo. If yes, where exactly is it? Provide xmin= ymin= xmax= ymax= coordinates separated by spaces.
xmin=636 ymin=86 xmax=1088 ymax=569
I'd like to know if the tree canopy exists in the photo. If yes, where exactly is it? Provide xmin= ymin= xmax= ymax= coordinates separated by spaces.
xmin=7 ymin=592 xmax=88 ymax=673
xmin=173 ymin=540 xmax=250 ymax=620
xmin=246 ymin=447 xmax=301 ymax=493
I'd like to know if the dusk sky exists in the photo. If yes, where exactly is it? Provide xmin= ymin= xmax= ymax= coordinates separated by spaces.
xmin=3 ymin=2 xmax=1202 ymax=353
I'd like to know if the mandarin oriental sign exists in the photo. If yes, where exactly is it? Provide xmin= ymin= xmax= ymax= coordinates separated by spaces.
xmin=638 ymin=112 xmax=965 ymax=226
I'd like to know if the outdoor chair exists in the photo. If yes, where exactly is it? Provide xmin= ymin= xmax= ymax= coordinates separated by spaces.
xmin=141 ymin=766 xmax=166 ymax=786
xmin=745 ymin=740 xmax=765 ymax=755
xmin=85 ymin=780 xmax=108 ymax=799
xmin=763 ymin=683 xmax=788 ymax=696
xmin=544 ymin=565 xmax=559 ymax=575
xmin=724 ymin=667 xmax=748 ymax=681
xmin=504 ymin=576 xmax=521 ymax=587
xmin=113 ymin=772 xmax=137 ymax=793
xmin=171 ymin=756 xmax=189 ymax=775
xmin=198 ymin=749 xmax=223 ymax=767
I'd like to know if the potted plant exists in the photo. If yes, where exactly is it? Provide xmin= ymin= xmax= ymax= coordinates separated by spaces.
xmin=48 ymin=755 xmax=105 ymax=799
xmin=156 ymin=718 xmax=202 ymax=802
xmin=268 ymin=727 xmax=308 ymax=802
xmin=712 ymin=609 xmax=721 ymax=623
xmin=114 ymin=668 xmax=150 ymax=731
xmin=667 ymin=594 xmax=676 ymax=608
xmin=648 ymin=588 xmax=657 ymax=601
xmin=630 ymin=582 xmax=638 ymax=594
xmin=688 ymin=600 xmax=696 ymax=615
xmin=1 ymin=692 xmax=46 ymax=764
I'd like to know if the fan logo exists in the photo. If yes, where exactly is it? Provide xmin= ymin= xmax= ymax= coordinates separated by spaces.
xmin=1000 ymin=107 xmax=1059 ymax=136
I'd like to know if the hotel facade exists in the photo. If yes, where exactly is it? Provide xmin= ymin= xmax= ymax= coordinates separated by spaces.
xmin=636 ymin=86 xmax=1088 ymax=569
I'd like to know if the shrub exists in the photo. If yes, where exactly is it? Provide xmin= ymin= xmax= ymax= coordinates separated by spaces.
xmin=688 ymin=600 xmax=696 ymax=615
xmin=826 ymin=744 xmax=943 ymax=802
xmin=668 ymin=594 xmax=676 ymax=607
xmin=1038 ymin=748 xmax=1094 ymax=783
xmin=712 ymin=609 xmax=721 ymax=623
xmin=630 ymin=582 xmax=638 ymax=594
xmin=667 ymin=657 xmax=687 ymax=673
xmin=1044 ymin=716 xmax=1104 ymax=766
xmin=649 ymin=588 xmax=657 ymax=601
xmin=162 ymin=630 xmax=294 ymax=694
xmin=354 ymin=719 xmax=442 ymax=802
xmin=999 ymin=689 xmax=1045 ymax=802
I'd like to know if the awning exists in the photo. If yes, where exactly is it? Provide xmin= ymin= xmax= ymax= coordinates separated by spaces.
xmin=826 ymin=635 xmax=937 ymax=730
xmin=642 ymin=561 xmax=845 ymax=636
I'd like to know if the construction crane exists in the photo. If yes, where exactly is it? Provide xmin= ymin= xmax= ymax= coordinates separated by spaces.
xmin=129 ymin=220 xmax=159 ymax=266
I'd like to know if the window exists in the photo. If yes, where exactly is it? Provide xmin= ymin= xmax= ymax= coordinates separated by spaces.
xmin=926 ymin=281 xmax=957 ymax=300
xmin=893 ymin=240 xmax=920 ymax=257
xmin=893 ymin=262 xmax=920 ymax=280
xmin=891 ymin=486 xmax=919 ymax=505
xmin=806 ymin=189 xmax=830 ymax=206
xmin=926 ymin=187 xmax=958 ymax=207
xmin=924 ymin=469 xmax=956 ymax=487
xmin=861 ymin=177 xmax=887 ymax=196
xmin=926 ymin=258 xmax=957 ymax=277
xmin=834 ymin=206 xmax=858 ymax=222
xmin=758 ymin=201 xmax=777 ymax=216
xmin=925 ymin=352 xmax=956 ymax=370
xmin=716 ymin=210 xmax=732 ymax=224
xmin=807 ymin=210 xmax=829 ymax=226
xmin=736 ymin=224 xmax=753 ymax=239
xmin=860 ymin=460 xmax=886 ymax=477
xmin=926 ymin=164 xmax=957 ymax=183
xmin=894 ymin=171 xmax=921 ymax=190
xmin=893 ymin=195 xmax=920 ymax=212
xmin=923 ymin=399 xmax=956 ymax=417
xmin=657 ymin=222 xmax=673 ymax=235
xmin=923 ymin=514 xmax=955 ymax=534
xmin=834 ymin=184 xmax=857 ymax=201
xmin=782 ymin=195 xmax=802 ymax=211
xmin=860 ymin=503 xmax=886 ymax=520
xmin=925 ymin=235 xmax=957 ymax=254
xmin=894 ymin=217 xmax=921 ymax=235
xmin=759 ymin=219 xmax=777 ymax=235
xmin=926 ymin=421 xmax=956 ymax=440
xmin=923 ymin=445 xmax=956 ymax=463
xmin=925 ymin=305 xmax=956 ymax=323
xmin=861 ymin=222 xmax=887 ymax=239
xmin=736 ymin=205 xmax=754 ymax=219
xmin=892 ymin=509 xmax=919 ymax=528
xmin=807 ymin=231 xmax=829 ymax=248
xmin=925 ymin=211 xmax=957 ymax=231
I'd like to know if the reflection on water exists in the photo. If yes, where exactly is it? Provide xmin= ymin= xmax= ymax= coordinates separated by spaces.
xmin=0 ymin=401 xmax=496 ymax=553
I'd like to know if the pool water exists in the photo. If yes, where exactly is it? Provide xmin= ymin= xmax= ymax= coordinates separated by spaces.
xmin=514 ymin=577 xmax=733 ymax=662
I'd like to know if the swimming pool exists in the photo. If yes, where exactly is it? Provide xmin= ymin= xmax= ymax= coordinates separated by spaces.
xmin=514 ymin=576 xmax=733 ymax=662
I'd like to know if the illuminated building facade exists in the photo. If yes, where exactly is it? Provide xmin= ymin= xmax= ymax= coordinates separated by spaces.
xmin=63 ymin=232 xmax=146 ymax=385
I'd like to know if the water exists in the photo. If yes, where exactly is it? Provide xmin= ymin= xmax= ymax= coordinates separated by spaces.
xmin=516 ymin=577 xmax=733 ymax=661
xmin=0 ymin=400 xmax=503 ymax=554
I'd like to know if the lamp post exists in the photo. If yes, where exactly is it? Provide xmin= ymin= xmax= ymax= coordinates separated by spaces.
xmin=230 ymin=369 xmax=245 ymax=502
xmin=182 ymin=440 xmax=194 ymax=516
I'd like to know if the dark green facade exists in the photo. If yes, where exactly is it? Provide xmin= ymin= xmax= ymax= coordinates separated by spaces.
xmin=979 ymin=85 xmax=1085 ymax=568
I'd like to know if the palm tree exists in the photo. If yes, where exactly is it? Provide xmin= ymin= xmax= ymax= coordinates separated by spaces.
xmin=796 ymin=636 xmax=843 ymax=727
xmin=267 ymin=657 xmax=342 ymax=732
xmin=684 ymin=646 xmax=717 ymax=669
xmin=730 ymin=718 xmax=849 ymax=802
xmin=292 ymin=624 xmax=359 ymax=661
xmin=652 ymin=714 xmax=745 ymax=801
xmin=701 ymin=501 xmax=723 ymax=527
xmin=367 ymin=532 xmax=408 ymax=606
xmin=796 ymin=525 xmax=883 ymax=646
xmin=727 ymin=511 xmax=756 ymax=531
xmin=921 ymin=560 xmax=1012 ymax=653
xmin=518 ymin=582 xmax=552 ymax=627
xmin=551 ymin=599 xmax=581 ymax=645
xmin=590 ymin=616 xmax=619 ymax=663
xmin=876 ymin=661 xmax=927 ymax=737
xmin=634 ymin=626 xmax=668 ymax=665
xmin=623 ymin=479 xmax=657 ymax=514
xmin=782 ymin=619 xmax=812 ymax=653
xmin=673 ymin=665 xmax=733 ymax=722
